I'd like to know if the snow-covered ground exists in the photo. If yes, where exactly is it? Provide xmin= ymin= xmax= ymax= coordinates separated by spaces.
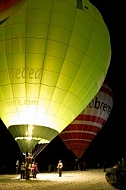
xmin=0 ymin=169 xmax=115 ymax=190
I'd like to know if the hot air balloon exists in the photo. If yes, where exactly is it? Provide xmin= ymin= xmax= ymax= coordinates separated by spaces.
xmin=59 ymin=84 xmax=113 ymax=159
xmin=0 ymin=0 xmax=111 ymax=155
xmin=0 ymin=0 xmax=26 ymax=24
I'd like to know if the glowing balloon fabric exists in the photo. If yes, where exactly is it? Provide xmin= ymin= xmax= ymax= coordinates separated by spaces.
xmin=60 ymin=84 xmax=113 ymax=159
xmin=0 ymin=0 xmax=111 ymax=153
xmin=0 ymin=0 xmax=26 ymax=23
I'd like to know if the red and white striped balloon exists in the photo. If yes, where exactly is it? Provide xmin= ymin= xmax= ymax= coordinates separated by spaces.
xmin=59 ymin=84 xmax=113 ymax=159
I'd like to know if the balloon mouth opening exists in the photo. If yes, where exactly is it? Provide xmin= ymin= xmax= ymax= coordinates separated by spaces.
xmin=15 ymin=136 xmax=50 ymax=143
xmin=8 ymin=124 xmax=59 ymax=147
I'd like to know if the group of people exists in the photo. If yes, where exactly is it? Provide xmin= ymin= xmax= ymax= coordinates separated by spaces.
xmin=17 ymin=158 xmax=64 ymax=178
xmin=19 ymin=159 xmax=38 ymax=180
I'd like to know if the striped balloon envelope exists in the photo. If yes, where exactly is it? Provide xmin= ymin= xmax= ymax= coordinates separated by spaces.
xmin=0 ymin=0 xmax=26 ymax=24
xmin=59 ymin=84 xmax=113 ymax=159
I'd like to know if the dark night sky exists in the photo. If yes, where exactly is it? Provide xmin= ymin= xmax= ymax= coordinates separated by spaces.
xmin=0 ymin=0 xmax=125 ymax=171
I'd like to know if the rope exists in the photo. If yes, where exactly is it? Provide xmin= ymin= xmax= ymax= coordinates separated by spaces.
xmin=32 ymin=143 xmax=48 ymax=159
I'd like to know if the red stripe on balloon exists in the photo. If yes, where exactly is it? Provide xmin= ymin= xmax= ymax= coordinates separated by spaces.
xmin=65 ymin=141 xmax=89 ymax=149
xmin=60 ymin=132 xmax=95 ymax=140
xmin=0 ymin=0 xmax=20 ymax=12
xmin=73 ymin=114 xmax=106 ymax=124
xmin=63 ymin=124 xmax=101 ymax=133
xmin=100 ymin=85 xmax=113 ymax=97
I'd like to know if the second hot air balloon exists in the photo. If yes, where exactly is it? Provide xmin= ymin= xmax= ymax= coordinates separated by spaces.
xmin=59 ymin=84 xmax=113 ymax=159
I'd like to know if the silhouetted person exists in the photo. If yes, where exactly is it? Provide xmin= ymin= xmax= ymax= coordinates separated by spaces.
xmin=20 ymin=162 xmax=25 ymax=179
xmin=57 ymin=160 xmax=63 ymax=177
xmin=83 ymin=161 xmax=86 ymax=171
xmin=121 ymin=158 xmax=125 ymax=170
xmin=33 ymin=162 xmax=37 ymax=178
xmin=103 ymin=160 xmax=107 ymax=172
xmin=16 ymin=160 xmax=19 ymax=174
xmin=48 ymin=164 xmax=52 ymax=173
xmin=25 ymin=161 xmax=31 ymax=180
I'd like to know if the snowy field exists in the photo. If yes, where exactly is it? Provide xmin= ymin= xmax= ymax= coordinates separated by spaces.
xmin=0 ymin=169 xmax=115 ymax=190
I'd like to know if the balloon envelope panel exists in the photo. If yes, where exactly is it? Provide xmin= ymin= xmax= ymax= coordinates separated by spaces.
xmin=60 ymin=84 xmax=113 ymax=159
xmin=0 ymin=0 xmax=111 ymax=153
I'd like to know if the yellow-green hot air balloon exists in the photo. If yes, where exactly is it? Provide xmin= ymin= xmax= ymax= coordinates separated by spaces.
xmin=0 ymin=0 xmax=111 ymax=154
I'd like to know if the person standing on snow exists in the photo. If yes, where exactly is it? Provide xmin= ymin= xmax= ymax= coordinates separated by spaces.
xmin=57 ymin=160 xmax=63 ymax=177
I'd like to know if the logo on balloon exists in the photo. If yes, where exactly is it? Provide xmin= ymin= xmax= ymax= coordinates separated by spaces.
xmin=5 ymin=98 xmax=38 ymax=107
xmin=88 ymin=97 xmax=112 ymax=116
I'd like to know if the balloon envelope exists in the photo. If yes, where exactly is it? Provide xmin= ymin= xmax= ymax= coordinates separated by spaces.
xmin=59 ymin=84 xmax=113 ymax=159
xmin=0 ymin=0 xmax=111 ymax=153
